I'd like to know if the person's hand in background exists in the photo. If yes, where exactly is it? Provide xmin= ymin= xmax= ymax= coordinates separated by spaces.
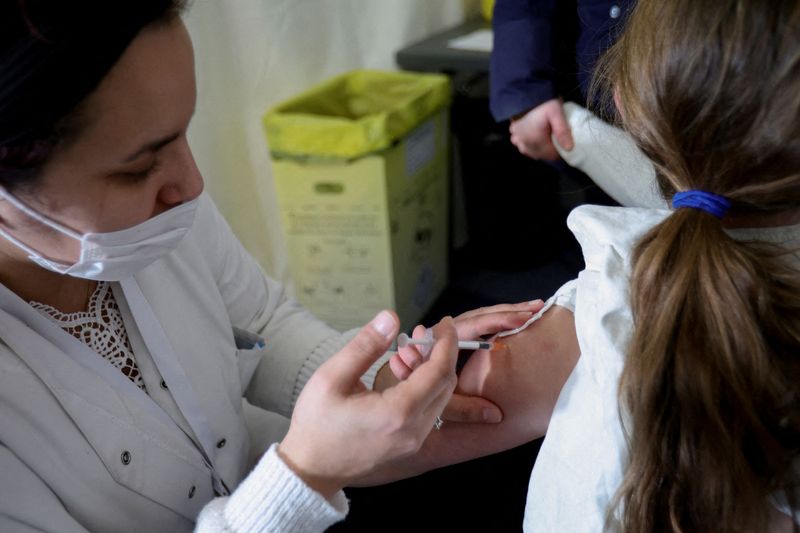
xmin=278 ymin=311 xmax=459 ymax=499
xmin=509 ymin=98 xmax=574 ymax=160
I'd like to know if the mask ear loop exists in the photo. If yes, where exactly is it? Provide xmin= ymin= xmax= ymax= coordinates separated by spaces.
xmin=0 ymin=225 xmax=72 ymax=272
xmin=0 ymin=186 xmax=83 ymax=240
xmin=0 ymin=187 xmax=79 ymax=272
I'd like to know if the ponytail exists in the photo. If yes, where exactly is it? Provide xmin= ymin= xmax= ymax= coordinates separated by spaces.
xmin=589 ymin=1 xmax=800 ymax=528
xmin=614 ymin=207 xmax=800 ymax=531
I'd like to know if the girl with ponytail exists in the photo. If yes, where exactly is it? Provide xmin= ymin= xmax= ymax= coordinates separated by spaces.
xmin=454 ymin=0 xmax=800 ymax=530
xmin=604 ymin=1 xmax=800 ymax=530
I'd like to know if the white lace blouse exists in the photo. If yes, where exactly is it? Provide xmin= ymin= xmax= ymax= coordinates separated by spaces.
xmin=30 ymin=281 xmax=146 ymax=392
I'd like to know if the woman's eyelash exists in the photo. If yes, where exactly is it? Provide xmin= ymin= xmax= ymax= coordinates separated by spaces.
xmin=123 ymin=160 xmax=161 ymax=182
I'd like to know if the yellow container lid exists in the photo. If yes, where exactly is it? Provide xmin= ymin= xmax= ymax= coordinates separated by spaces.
xmin=263 ymin=70 xmax=451 ymax=160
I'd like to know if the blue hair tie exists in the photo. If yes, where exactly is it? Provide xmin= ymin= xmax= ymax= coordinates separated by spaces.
xmin=672 ymin=190 xmax=731 ymax=219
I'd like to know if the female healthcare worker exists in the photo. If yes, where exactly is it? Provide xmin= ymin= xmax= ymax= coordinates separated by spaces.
xmin=0 ymin=1 xmax=542 ymax=531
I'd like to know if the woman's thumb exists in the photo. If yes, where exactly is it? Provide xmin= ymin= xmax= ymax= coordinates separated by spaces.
xmin=320 ymin=310 xmax=399 ymax=389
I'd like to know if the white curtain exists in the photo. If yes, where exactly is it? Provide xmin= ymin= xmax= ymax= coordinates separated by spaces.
xmin=184 ymin=0 xmax=479 ymax=285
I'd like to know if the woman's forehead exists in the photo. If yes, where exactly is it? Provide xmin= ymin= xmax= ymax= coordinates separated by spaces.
xmin=64 ymin=19 xmax=196 ymax=166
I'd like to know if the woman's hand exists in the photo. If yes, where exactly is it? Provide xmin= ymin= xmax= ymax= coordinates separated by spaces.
xmin=278 ymin=311 xmax=459 ymax=499
xmin=385 ymin=300 xmax=544 ymax=424
xmin=349 ymin=304 xmax=579 ymax=487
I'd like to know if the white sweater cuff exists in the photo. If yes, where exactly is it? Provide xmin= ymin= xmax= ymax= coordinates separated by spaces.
xmin=222 ymin=443 xmax=348 ymax=533
xmin=291 ymin=334 xmax=351 ymax=410
xmin=292 ymin=329 xmax=391 ymax=406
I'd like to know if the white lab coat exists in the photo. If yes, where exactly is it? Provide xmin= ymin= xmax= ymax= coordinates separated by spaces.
xmin=0 ymin=193 xmax=362 ymax=532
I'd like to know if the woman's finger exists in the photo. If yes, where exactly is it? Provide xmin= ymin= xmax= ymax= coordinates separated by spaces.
xmin=396 ymin=324 xmax=427 ymax=369
xmin=396 ymin=345 xmax=424 ymax=372
xmin=389 ymin=353 xmax=412 ymax=381
xmin=317 ymin=310 xmax=399 ymax=392
xmin=441 ymin=393 xmax=503 ymax=424
xmin=454 ymin=310 xmax=535 ymax=340
xmin=455 ymin=300 xmax=543 ymax=321
xmin=388 ymin=318 xmax=459 ymax=415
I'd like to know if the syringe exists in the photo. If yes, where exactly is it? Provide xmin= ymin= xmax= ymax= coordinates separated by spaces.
xmin=396 ymin=332 xmax=504 ymax=352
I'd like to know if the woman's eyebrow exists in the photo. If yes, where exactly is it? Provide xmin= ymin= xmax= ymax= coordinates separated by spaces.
xmin=121 ymin=131 xmax=181 ymax=163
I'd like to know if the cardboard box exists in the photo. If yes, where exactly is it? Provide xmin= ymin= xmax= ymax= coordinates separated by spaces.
xmin=270 ymin=110 xmax=449 ymax=331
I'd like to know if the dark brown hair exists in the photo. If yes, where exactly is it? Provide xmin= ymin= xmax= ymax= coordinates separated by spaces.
xmin=594 ymin=0 xmax=800 ymax=531
xmin=0 ymin=0 xmax=186 ymax=190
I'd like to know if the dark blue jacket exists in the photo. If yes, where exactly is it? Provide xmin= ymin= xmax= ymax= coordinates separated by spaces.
xmin=490 ymin=0 xmax=633 ymax=121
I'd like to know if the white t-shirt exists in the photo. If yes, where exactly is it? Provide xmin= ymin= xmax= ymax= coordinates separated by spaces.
xmin=523 ymin=204 xmax=800 ymax=532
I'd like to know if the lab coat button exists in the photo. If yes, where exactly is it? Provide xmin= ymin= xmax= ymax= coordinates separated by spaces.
xmin=610 ymin=5 xmax=621 ymax=18
xmin=160 ymin=379 xmax=168 ymax=390
xmin=216 ymin=438 xmax=226 ymax=449
xmin=188 ymin=485 xmax=196 ymax=499
xmin=120 ymin=451 xmax=131 ymax=465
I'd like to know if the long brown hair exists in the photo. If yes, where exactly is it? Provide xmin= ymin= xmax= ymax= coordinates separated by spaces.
xmin=594 ymin=1 xmax=800 ymax=531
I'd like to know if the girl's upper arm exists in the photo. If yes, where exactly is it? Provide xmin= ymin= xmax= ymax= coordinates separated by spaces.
xmin=457 ymin=303 xmax=580 ymax=443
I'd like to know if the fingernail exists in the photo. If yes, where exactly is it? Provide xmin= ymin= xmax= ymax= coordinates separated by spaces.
xmin=371 ymin=310 xmax=396 ymax=340
xmin=483 ymin=408 xmax=503 ymax=423
xmin=528 ymin=299 xmax=543 ymax=305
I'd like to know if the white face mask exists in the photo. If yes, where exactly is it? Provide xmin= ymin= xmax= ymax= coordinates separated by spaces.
xmin=0 ymin=187 xmax=198 ymax=281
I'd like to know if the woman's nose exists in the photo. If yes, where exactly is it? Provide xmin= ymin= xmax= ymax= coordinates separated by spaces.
xmin=157 ymin=140 xmax=204 ymax=207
